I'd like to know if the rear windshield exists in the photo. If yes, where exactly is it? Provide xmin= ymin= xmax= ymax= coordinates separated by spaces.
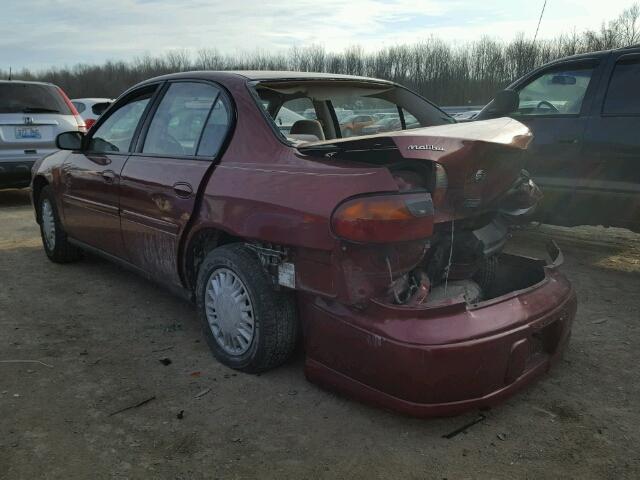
xmin=251 ymin=80 xmax=453 ymax=145
xmin=0 ymin=83 xmax=70 ymax=114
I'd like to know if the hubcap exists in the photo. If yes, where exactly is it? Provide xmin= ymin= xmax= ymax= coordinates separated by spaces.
xmin=41 ymin=199 xmax=56 ymax=250
xmin=204 ymin=268 xmax=255 ymax=356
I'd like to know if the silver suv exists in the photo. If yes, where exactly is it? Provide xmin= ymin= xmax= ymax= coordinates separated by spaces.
xmin=0 ymin=80 xmax=86 ymax=189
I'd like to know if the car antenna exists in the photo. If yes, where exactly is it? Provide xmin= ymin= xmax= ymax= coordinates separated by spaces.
xmin=8 ymin=66 xmax=11 ymax=81
xmin=533 ymin=0 xmax=548 ymax=44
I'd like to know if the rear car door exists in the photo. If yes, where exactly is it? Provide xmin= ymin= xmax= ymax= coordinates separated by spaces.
xmin=579 ymin=52 xmax=640 ymax=231
xmin=119 ymin=81 xmax=231 ymax=286
xmin=61 ymin=85 xmax=158 ymax=257
xmin=506 ymin=59 xmax=604 ymax=224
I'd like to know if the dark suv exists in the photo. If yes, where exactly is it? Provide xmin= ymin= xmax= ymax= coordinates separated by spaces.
xmin=477 ymin=46 xmax=640 ymax=232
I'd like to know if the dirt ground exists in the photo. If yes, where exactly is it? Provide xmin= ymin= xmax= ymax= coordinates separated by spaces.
xmin=1 ymin=188 xmax=639 ymax=480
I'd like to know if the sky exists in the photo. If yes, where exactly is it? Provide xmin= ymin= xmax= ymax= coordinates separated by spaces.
xmin=1 ymin=0 xmax=637 ymax=71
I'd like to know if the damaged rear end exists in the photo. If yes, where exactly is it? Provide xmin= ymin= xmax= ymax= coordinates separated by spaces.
xmin=299 ymin=118 xmax=543 ymax=307
xmin=296 ymin=118 xmax=576 ymax=416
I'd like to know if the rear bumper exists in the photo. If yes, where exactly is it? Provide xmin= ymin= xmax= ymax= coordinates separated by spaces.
xmin=0 ymin=160 xmax=36 ymax=189
xmin=301 ymin=252 xmax=577 ymax=417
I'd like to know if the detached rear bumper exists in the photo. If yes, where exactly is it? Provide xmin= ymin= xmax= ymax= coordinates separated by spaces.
xmin=301 ymin=247 xmax=577 ymax=417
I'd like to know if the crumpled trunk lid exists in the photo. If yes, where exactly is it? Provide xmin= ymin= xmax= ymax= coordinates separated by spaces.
xmin=299 ymin=117 xmax=533 ymax=215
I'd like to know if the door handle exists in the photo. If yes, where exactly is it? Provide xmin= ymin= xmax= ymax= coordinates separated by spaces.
xmin=558 ymin=137 xmax=579 ymax=145
xmin=173 ymin=182 xmax=193 ymax=198
xmin=101 ymin=170 xmax=116 ymax=183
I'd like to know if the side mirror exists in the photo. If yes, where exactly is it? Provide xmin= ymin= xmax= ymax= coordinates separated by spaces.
xmin=56 ymin=131 xmax=84 ymax=150
xmin=489 ymin=89 xmax=520 ymax=116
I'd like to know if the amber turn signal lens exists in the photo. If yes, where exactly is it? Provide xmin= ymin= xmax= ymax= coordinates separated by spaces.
xmin=331 ymin=192 xmax=434 ymax=243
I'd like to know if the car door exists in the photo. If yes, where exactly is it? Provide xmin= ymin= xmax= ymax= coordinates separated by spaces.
xmin=578 ymin=52 xmax=640 ymax=231
xmin=505 ymin=59 xmax=605 ymax=223
xmin=61 ymin=85 xmax=159 ymax=257
xmin=119 ymin=81 xmax=231 ymax=286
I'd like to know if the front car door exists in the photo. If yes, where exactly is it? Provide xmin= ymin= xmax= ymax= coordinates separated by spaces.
xmin=579 ymin=52 xmax=640 ymax=231
xmin=61 ymin=85 xmax=158 ymax=257
xmin=507 ymin=59 xmax=605 ymax=225
xmin=119 ymin=81 xmax=232 ymax=287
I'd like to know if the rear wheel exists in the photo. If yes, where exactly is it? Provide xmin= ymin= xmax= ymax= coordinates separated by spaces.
xmin=38 ymin=186 xmax=81 ymax=263
xmin=196 ymin=244 xmax=298 ymax=373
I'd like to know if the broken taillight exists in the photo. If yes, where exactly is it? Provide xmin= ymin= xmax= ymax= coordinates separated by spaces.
xmin=331 ymin=192 xmax=434 ymax=243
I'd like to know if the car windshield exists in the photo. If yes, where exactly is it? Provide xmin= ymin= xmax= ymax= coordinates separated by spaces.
xmin=0 ymin=83 xmax=70 ymax=114
xmin=252 ymin=80 xmax=453 ymax=144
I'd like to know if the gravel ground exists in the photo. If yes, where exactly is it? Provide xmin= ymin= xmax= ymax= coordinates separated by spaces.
xmin=1 ymin=188 xmax=639 ymax=479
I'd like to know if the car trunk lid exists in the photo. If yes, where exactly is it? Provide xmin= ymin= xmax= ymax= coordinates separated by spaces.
xmin=298 ymin=117 xmax=533 ymax=215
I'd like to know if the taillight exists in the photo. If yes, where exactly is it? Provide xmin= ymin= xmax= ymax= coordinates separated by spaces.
xmin=432 ymin=163 xmax=448 ymax=207
xmin=331 ymin=192 xmax=434 ymax=243
xmin=56 ymin=87 xmax=87 ymax=133
xmin=85 ymin=118 xmax=96 ymax=130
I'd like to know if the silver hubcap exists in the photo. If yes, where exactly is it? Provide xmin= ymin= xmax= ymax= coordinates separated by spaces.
xmin=41 ymin=199 xmax=56 ymax=250
xmin=204 ymin=268 xmax=255 ymax=356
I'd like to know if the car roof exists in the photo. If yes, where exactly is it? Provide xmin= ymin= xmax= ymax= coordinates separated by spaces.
xmin=139 ymin=70 xmax=396 ymax=86
xmin=545 ymin=45 xmax=640 ymax=65
xmin=0 ymin=79 xmax=56 ymax=87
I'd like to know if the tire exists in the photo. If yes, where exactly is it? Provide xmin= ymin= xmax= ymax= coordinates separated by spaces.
xmin=196 ymin=243 xmax=298 ymax=373
xmin=38 ymin=185 xmax=81 ymax=263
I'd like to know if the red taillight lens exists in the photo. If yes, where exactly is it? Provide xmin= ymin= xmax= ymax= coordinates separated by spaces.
xmin=331 ymin=192 xmax=434 ymax=243
xmin=56 ymin=86 xmax=87 ymax=133
xmin=85 ymin=118 xmax=96 ymax=130
xmin=432 ymin=163 xmax=448 ymax=207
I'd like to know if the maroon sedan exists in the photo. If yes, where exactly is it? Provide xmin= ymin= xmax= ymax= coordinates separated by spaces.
xmin=31 ymin=71 xmax=576 ymax=417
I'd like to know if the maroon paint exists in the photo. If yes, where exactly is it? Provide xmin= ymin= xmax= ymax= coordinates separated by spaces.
xmin=31 ymin=71 xmax=577 ymax=417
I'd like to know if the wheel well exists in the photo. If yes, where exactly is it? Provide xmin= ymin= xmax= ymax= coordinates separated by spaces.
xmin=184 ymin=228 xmax=242 ymax=291
xmin=32 ymin=176 xmax=49 ymax=219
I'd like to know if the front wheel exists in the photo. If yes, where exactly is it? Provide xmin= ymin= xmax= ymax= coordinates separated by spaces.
xmin=38 ymin=186 xmax=81 ymax=263
xmin=196 ymin=244 xmax=298 ymax=373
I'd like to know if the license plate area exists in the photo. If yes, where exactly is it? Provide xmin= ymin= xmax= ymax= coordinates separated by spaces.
xmin=15 ymin=127 xmax=42 ymax=139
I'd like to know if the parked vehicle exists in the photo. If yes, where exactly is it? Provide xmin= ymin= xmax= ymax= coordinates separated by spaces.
xmin=31 ymin=71 xmax=576 ymax=417
xmin=477 ymin=46 xmax=640 ymax=232
xmin=0 ymin=80 xmax=85 ymax=189
xmin=339 ymin=114 xmax=376 ymax=137
xmin=71 ymin=98 xmax=113 ymax=130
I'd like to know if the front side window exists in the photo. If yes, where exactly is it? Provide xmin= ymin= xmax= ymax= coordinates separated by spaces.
xmin=143 ymin=82 xmax=219 ymax=156
xmin=88 ymin=90 xmax=153 ymax=153
xmin=516 ymin=65 xmax=595 ymax=116
xmin=603 ymin=57 xmax=640 ymax=115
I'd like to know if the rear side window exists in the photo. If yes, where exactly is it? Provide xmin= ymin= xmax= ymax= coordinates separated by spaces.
xmin=143 ymin=82 xmax=220 ymax=157
xmin=197 ymin=97 xmax=230 ymax=157
xmin=72 ymin=101 xmax=86 ymax=113
xmin=92 ymin=102 xmax=111 ymax=116
xmin=603 ymin=58 xmax=640 ymax=115
xmin=88 ymin=90 xmax=154 ymax=153
xmin=0 ymin=83 xmax=70 ymax=114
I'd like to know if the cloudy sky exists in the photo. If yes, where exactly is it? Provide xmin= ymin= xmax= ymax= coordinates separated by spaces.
xmin=1 ymin=0 xmax=636 ymax=70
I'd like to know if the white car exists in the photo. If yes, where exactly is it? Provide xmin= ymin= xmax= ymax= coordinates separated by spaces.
xmin=71 ymin=98 xmax=113 ymax=129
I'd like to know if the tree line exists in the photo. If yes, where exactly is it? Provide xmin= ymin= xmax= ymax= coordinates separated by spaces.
xmin=4 ymin=3 xmax=639 ymax=106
